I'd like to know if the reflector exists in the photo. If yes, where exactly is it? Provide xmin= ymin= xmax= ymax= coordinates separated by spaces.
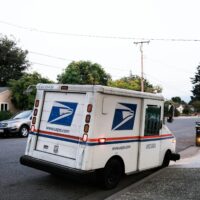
xmin=82 ymin=134 xmax=88 ymax=142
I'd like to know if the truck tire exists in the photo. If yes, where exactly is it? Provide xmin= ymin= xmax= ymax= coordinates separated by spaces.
xmin=19 ymin=125 xmax=29 ymax=137
xmin=100 ymin=158 xmax=123 ymax=189
xmin=162 ymin=151 xmax=171 ymax=167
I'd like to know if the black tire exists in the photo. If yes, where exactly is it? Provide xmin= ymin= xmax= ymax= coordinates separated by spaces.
xmin=3 ymin=132 xmax=8 ymax=138
xmin=19 ymin=125 xmax=29 ymax=137
xmin=100 ymin=158 xmax=123 ymax=189
xmin=162 ymin=151 xmax=171 ymax=167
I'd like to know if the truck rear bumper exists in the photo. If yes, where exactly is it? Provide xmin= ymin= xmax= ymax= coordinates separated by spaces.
xmin=170 ymin=153 xmax=180 ymax=161
xmin=20 ymin=155 xmax=94 ymax=176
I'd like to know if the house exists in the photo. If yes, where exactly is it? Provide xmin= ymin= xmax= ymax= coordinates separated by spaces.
xmin=176 ymin=104 xmax=184 ymax=114
xmin=0 ymin=87 xmax=17 ymax=113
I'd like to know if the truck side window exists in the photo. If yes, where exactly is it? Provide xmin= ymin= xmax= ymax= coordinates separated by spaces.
xmin=144 ymin=105 xmax=161 ymax=136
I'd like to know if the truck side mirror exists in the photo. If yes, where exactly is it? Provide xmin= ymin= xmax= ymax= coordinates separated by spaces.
xmin=23 ymin=85 xmax=36 ymax=95
xmin=159 ymin=120 xmax=163 ymax=129
xmin=167 ymin=104 xmax=174 ymax=123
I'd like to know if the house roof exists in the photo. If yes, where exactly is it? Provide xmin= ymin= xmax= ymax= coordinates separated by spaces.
xmin=0 ymin=87 xmax=9 ymax=93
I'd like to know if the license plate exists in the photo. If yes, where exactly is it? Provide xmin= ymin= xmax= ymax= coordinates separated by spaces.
xmin=0 ymin=129 xmax=4 ymax=133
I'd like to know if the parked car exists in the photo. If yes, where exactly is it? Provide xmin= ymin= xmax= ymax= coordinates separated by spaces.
xmin=0 ymin=110 xmax=32 ymax=137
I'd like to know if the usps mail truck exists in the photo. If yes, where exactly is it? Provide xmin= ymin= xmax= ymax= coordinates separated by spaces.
xmin=20 ymin=84 xmax=180 ymax=189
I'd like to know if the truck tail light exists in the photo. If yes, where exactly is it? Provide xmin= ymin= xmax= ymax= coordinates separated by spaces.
xmin=61 ymin=85 xmax=68 ymax=90
xmin=85 ymin=115 xmax=91 ymax=123
xmin=35 ymin=100 xmax=39 ymax=107
xmin=33 ymin=109 xmax=38 ymax=116
xmin=84 ymin=124 xmax=89 ymax=133
xmin=87 ymin=104 xmax=93 ymax=113
xmin=32 ymin=117 xmax=36 ymax=125
xmin=82 ymin=134 xmax=88 ymax=142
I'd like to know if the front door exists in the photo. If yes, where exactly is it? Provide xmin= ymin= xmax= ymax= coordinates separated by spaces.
xmin=138 ymin=99 xmax=163 ymax=170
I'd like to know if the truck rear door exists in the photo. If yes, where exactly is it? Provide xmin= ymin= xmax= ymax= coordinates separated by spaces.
xmin=35 ymin=91 xmax=86 ymax=160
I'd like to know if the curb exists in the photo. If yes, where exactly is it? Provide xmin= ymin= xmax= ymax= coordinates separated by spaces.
xmin=105 ymin=167 xmax=166 ymax=200
xmin=105 ymin=146 xmax=198 ymax=200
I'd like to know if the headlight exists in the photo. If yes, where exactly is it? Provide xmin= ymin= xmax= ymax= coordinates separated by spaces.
xmin=0 ymin=123 xmax=8 ymax=128
xmin=172 ymin=138 xmax=176 ymax=143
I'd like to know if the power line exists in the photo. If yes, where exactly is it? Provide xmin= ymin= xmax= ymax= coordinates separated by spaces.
xmin=31 ymin=60 xmax=132 ymax=74
xmin=29 ymin=51 xmax=73 ymax=61
xmin=31 ymin=61 xmax=64 ymax=69
xmin=29 ymin=51 xmax=133 ymax=72
xmin=1 ymin=20 xmax=200 ymax=42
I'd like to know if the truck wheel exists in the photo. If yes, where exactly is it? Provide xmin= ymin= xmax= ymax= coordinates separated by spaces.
xmin=162 ymin=151 xmax=171 ymax=167
xmin=19 ymin=125 xmax=29 ymax=137
xmin=101 ymin=158 xmax=123 ymax=189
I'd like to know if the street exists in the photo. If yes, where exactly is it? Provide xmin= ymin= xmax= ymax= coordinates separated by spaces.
xmin=167 ymin=117 xmax=197 ymax=152
xmin=0 ymin=117 xmax=197 ymax=200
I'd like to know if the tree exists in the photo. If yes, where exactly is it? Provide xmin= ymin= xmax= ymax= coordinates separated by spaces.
xmin=0 ymin=36 xmax=29 ymax=86
xmin=9 ymin=72 xmax=53 ymax=110
xmin=191 ymin=65 xmax=200 ymax=102
xmin=182 ymin=105 xmax=192 ymax=115
xmin=190 ymin=65 xmax=200 ymax=111
xmin=171 ymin=97 xmax=182 ymax=104
xmin=191 ymin=101 xmax=200 ymax=113
xmin=57 ymin=61 xmax=111 ymax=85
xmin=109 ymin=75 xmax=162 ymax=93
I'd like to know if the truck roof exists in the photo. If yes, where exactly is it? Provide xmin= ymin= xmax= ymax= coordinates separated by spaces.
xmin=37 ymin=84 xmax=164 ymax=101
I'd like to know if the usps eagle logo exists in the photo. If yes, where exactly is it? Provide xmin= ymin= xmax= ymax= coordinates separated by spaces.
xmin=112 ymin=103 xmax=137 ymax=131
xmin=48 ymin=101 xmax=78 ymax=126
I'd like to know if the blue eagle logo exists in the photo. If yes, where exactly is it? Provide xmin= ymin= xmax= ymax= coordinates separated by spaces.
xmin=112 ymin=103 xmax=137 ymax=131
xmin=48 ymin=101 xmax=78 ymax=126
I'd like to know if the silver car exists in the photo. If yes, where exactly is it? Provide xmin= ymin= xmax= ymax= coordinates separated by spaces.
xmin=0 ymin=110 xmax=32 ymax=137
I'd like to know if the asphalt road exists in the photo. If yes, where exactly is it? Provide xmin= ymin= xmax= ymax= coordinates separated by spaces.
xmin=166 ymin=117 xmax=198 ymax=152
xmin=0 ymin=117 xmax=197 ymax=200
xmin=0 ymin=137 xmax=158 ymax=200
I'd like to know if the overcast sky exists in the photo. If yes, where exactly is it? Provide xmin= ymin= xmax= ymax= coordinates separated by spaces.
xmin=1 ymin=0 xmax=200 ymax=102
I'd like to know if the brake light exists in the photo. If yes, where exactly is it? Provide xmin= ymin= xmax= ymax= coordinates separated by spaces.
xmin=87 ymin=104 xmax=93 ymax=113
xmin=61 ymin=85 xmax=68 ymax=90
xmin=35 ymin=100 xmax=39 ymax=107
xmin=84 ymin=124 xmax=89 ymax=133
xmin=33 ymin=109 xmax=38 ymax=116
xmin=32 ymin=117 xmax=36 ymax=125
xmin=85 ymin=114 xmax=91 ymax=123
xmin=82 ymin=134 xmax=88 ymax=142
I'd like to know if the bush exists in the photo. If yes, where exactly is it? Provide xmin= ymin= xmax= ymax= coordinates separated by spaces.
xmin=0 ymin=111 xmax=13 ymax=121
xmin=183 ymin=105 xmax=192 ymax=115
xmin=174 ymin=108 xmax=180 ymax=117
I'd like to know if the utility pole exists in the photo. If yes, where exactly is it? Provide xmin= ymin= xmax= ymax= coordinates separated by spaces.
xmin=134 ymin=41 xmax=150 ymax=92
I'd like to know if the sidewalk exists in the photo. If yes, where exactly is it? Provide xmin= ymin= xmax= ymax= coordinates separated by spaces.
xmin=106 ymin=146 xmax=200 ymax=200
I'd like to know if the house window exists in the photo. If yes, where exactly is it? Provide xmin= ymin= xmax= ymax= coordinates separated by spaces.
xmin=0 ymin=103 xmax=9 ymax=111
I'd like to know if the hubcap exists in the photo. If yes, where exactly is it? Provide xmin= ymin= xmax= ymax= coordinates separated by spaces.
xmin=21 ymin=128 xmax=28 ymax=137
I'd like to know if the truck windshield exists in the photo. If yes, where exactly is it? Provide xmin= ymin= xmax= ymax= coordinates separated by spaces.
xmin=13 ymin=110 xmax=32 ymax=119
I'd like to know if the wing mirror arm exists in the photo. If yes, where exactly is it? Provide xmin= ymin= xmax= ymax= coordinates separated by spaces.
xmin=23 ymin=85 xmax=36 ymax=95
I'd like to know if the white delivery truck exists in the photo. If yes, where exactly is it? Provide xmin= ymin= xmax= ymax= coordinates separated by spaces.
xmin=20 ymin=84 xmax=180 ymax=189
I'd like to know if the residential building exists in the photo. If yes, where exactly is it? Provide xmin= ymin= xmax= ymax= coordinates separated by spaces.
xmin=0 ymin=87 xmax=17 ymax=113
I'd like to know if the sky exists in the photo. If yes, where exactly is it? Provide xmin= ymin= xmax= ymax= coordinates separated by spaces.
xmin=1 ymin=0 xmax=200 ymax=102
